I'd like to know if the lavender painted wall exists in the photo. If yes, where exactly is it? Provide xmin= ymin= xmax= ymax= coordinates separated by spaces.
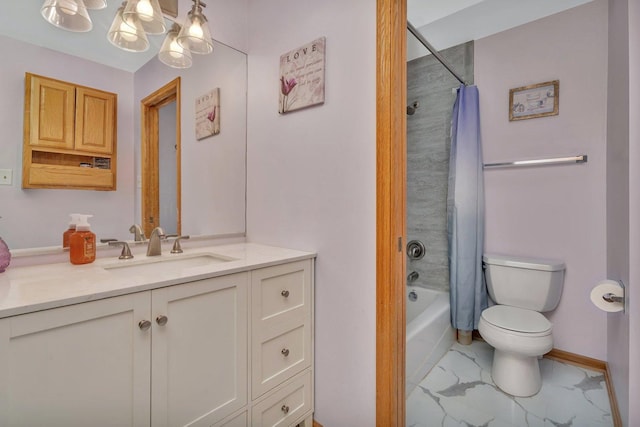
xmin=186 ymin=0 xmax=248 ymax=53
xmin=628 ymin=1 xmax=640 ymax=422
xmin=0 ymin=36 xmax=135 ymax=249
xmin=606 ymin=0 xmax=631 ymax=423
xmin=246 ymin=1 xmax=376 ymax=425
xmin=475 ymin=0 xmax=608 ymax=360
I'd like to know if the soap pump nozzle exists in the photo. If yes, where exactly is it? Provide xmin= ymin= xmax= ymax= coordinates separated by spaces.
xmin=75 ymin=214 xmax=93 ymax=231
xmin=68 ymin=213 xmax=82 ymax=227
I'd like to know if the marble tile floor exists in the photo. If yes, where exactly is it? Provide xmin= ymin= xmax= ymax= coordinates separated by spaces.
xmin=407 ymin=341 xmax=613 ymax=427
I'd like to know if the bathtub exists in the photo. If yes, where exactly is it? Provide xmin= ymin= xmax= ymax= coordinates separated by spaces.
xmin=406 ymin=286 xmax=455 ymax=396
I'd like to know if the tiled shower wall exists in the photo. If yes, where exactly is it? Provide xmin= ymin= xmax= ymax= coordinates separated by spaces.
xmin=406 ymin=41 xmax=474 ymax=292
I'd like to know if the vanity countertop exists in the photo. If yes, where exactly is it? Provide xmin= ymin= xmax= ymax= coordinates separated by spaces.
xmin=0 ymin=243 xmax=315 ymax=319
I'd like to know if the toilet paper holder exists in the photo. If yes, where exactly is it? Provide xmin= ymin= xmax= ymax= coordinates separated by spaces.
xmin=602 ymin=292 xmax=624 ymax=304
xmin=602 ymin=279 xmax=625 ymax=312
xmin=591 ymin=279 xmax=625 ymax=313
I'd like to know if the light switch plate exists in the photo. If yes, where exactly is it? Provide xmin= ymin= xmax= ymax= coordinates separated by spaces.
xmin=0 ymin=169 xmax=12 ymax=185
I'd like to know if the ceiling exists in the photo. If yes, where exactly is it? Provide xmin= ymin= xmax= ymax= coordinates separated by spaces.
xmin=0 ymin=1 xmax=595 ymax=71
xmin=407 ymin=0 xmax=595 ymax=61
xmin=0 ymin=1 xmax=186 ymax=73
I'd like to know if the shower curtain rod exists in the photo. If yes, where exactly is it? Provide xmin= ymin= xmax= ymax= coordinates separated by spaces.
xmin=407 ymin=21 xmax=468 ymax=86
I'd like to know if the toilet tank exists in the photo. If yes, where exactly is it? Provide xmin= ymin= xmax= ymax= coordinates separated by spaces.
xmin=483 ymin=254 xmax=565 ymax=312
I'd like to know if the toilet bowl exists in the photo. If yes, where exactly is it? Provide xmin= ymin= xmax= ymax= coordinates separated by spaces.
xmin=478 ymin=305 xmax=553 ymax=397
xmin=479 ymin=254 xmax=565 ymax=397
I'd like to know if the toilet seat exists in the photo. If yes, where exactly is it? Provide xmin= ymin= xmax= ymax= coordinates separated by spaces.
xmin=481 ymin=305 xmax=551 ymax=336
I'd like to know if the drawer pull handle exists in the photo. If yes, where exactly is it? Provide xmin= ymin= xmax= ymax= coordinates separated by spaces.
xmin=281 ymin=290 xmax=290 ymax=298
xmin=156 ymin=315 xmax=168 ymax=326
xmin=281 ymin=348 xmax=290 ymax=357
xmin=281 ymin=404 xmax=290 ymax=414
xmin=138 ymin=320 xmax=151 ymax=331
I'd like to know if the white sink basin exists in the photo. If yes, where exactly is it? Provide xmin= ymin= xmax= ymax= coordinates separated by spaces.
xmin=103 ymin=253 xmax=233 ymax=276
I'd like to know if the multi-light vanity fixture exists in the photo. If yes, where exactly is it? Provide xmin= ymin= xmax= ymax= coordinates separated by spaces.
xmin=40 ymin=0 xmax=213 ymax=68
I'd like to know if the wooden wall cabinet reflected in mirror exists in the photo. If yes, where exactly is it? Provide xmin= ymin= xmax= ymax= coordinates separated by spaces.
xmin=22 ymin=73 xmax=117 ymax=190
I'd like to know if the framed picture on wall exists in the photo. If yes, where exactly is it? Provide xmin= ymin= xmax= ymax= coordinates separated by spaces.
xmin=509 ymin=80 xmax=559 ymax=121
xmin=278 ymin=37 xmax=326 ymax=114
xmin=195 ymin=88 xmax=220 ymax=140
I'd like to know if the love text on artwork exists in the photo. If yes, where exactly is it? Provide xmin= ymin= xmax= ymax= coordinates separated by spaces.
xmin=285 ymin=43 xmax=319 ymax=63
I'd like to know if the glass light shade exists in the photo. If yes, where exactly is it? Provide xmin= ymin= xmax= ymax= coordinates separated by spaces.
xmin=83 ymin=0 xmax=107 ymax=9
xmin=41 ymin=0 xmax=92 ymax=32
xmin=158 ymin=24 xmax=192 ymax=68
xmin=107 ymin=5 xmax=149 ymax=52
xmin=176 ymin=8 xmax=213 ymax=55
xmin=123 ymin=0 xmax=166 ymax=35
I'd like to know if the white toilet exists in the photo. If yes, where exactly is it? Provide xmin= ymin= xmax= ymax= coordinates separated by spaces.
xmin=478 ymin=253 xmax=565 ymax=397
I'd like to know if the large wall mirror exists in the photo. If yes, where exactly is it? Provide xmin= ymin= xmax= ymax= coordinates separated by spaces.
xmin=0 ymin=3 xmax=247 ymax=250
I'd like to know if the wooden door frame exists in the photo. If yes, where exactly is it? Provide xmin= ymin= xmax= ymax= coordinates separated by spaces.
xmin=141 ymin=77 xmax=182 ymax=238
xmin=377 ymin=0 xmax=407 ymax=426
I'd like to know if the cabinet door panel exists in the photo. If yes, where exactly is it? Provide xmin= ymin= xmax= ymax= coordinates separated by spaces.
xmin=28 ymin=75 xmax=75 ymax=150
xmin=0 ymin=293 xmax=151 ymax=427
xmin=152 ymin=273 xmax=248 ymax=427
xmin=75 ymin=87 xmax=116 ymax=154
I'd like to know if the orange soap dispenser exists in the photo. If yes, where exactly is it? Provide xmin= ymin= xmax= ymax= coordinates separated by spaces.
xmin=69 ymin=214 xmax=96 ymax=265
xmin=63 ymin=213 xmax=81 ymax=249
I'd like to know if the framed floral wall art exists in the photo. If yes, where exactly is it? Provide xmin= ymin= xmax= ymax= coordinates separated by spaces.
xmin=279 ymin=37 xmax=326 ymax=114
xmin=195 ymin=88 xmax=220 ymax=140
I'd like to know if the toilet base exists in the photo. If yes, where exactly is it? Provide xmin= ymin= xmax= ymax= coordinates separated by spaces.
xmin=491 ymin=349 xmax=542 ymax=397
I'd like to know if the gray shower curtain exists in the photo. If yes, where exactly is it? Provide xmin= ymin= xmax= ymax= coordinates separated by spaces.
xmin=447 ymin=84 xmax=487 ymax=331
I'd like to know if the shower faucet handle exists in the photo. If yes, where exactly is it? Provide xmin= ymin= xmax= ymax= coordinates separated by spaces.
xmin=406 ymin=240 xmax=426 ymax=260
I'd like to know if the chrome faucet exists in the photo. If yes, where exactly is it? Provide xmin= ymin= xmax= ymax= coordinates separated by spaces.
xmin=129 ymin=224 xmax=146 ymax=242
xmin=146 ymin=227 xmax=165 ymax=256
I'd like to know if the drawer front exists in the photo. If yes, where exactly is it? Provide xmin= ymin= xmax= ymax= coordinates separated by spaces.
xmin=213 ymin=410 xmax=248 ymax=427
xmin=252 ymin=260 xmax=310 ymax=326
xmin=251 ymin=260 xmax=312 ymax=399
xmin=28 ymin=163 xmax=114 ymax=189
xmin=252 ymin=371 xmax=312 ymax=427
xmin=253 ymin=322 xmax=310 ymax=398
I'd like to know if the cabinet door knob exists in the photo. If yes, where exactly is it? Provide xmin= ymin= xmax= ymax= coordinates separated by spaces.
xmin=281 ymin=348 xmax=290 ymax=357
xmin=281 ymin=290 xmax=290 ymax=298
xmin=138 ymin=320 xmax=151 ymax=331
xmin=281 ymin=404 xmax=290 ymax=414
xmin=156 ymin=315 xmax=168 ymax=326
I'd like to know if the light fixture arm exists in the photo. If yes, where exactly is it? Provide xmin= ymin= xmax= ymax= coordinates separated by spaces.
xmin=191 ymin=0 xmax=208 ymax=19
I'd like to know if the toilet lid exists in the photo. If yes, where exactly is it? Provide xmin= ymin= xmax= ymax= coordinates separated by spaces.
xmin=482 ymin=305 xmax=552 ymax=334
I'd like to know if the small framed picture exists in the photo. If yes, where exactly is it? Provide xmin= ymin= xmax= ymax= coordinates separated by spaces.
xmin=509 ymin=80 xmax=559 ymax=121
xmin=195 ymin=88 xmax=220 ymax=140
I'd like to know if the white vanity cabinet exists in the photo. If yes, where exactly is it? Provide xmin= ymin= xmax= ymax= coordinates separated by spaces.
xmin=0 ymin=292 xmax=152 ymax=426
xmin=250 ymin=260 xmax=314 ymax=427
xmin=0 ymin=273 xmax=248 ymax=427
xmin=151 ymin=273 xmax=248 ymax=427
xmin=0 ymin=245 xmax=315 ymax=427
